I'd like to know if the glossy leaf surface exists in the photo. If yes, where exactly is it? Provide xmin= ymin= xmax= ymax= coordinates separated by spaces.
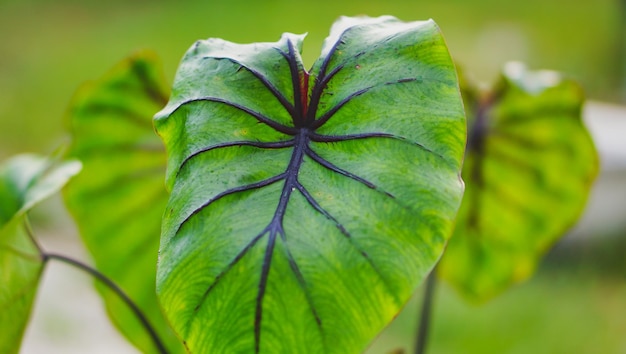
xmin=0 ymin=154 xmax=81 ymax=354
xmin=439 ymin=63 xmax=598 ymax=301
xmin=63 ymin=53 xmax=184 ymax=353
xmin=156 ymin=16 xmax=465 ymax=353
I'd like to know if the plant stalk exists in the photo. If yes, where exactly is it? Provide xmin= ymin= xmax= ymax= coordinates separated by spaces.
xmin=414 ymin=270 xmax=437 ymax=354
xmin=44 ymin=253 xmax=168 ymax=354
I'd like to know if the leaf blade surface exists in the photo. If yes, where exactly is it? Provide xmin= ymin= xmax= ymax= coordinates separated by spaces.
xmin=156 ymin=16 xmax=466 ymax=353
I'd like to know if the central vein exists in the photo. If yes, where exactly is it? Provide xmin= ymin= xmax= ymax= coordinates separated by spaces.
xmin=255 ymin=127 xmax=309 ymax=352
xmin=271 ymin=128 xmax=308 ymax=229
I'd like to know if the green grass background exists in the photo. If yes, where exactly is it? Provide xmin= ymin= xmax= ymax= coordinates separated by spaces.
xmin=1 ymin=0 xmax=624 ymax=353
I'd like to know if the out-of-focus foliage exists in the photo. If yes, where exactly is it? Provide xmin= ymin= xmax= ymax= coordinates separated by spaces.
xmin=63 ymin=52 xmax=185 ymax=354
xmin=0 ymin=154 xmax=81 ymax=354
xmin=439 ymin=63 xmax=598 ymax=301
xmin=0 ymin=0 xmax=620 ymax=158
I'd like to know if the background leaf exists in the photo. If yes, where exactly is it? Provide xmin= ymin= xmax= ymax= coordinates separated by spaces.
xmin=155 ymin=16 xmax=465 ymax=353
xmin=63 ymin=52 xmax=185 ymax=353
xmin=439 ymin=62 xmax=599 ymax=301
xmin=0 ymin=154 xmax=81 ymax=353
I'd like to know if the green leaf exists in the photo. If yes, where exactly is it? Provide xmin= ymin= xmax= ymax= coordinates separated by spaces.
xmin=0 ymin=154 xmax=82 ymax=224
xmin=155 ymin=16 xmax=465 ymax=353
xmin=63 ymin=52 xmax=185 ymax=353
xmin=439 ymin=62 xmax=599 ymax=301
xmin=0 ymin=154 xmax=81 ymax=354
xmin=0 ymin=216 xmax=43 ymax=354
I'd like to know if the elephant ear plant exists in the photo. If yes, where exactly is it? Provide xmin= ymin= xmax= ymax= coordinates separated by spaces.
xmin=0 ymin=14 xmax=598 ymax=354
xmin=154 ymin=15 xmax=465 ymax=353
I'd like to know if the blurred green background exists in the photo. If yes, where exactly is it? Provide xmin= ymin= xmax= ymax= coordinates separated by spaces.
xmin=2 ymin=0 xmax=625 ymax=353
xmin=0 ymin=0 xmax=623 ymax=159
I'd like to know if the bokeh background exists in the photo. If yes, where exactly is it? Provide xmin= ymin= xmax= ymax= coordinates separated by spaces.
xmin=1 ymin=0 xmax=624 ymax=353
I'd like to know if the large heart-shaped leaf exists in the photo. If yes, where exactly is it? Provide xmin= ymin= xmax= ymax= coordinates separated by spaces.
xmin=439 ymin=62 xmax=598 ymax=301
xmin=63 ymin=52 xmax=185 ymax=353
xmin=0 ymin=154 xmax=81 ymax=354
xmin=155 ymin=16 xmax=465 ymax=353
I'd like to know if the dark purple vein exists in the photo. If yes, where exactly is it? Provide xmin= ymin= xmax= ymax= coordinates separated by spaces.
xmin=306 ymin=50 xmax=366 ymax=124
xmin=316 ymin=37 xmax=346 ymax=86
xmin=387 ymin=78 xmax=418 ymax=85
xmin=255 ymin=227 xmax=279 ymax=353
xmin=209 ymin=56 xmax=297 ymax=118
xmin=283 ymin=41 xmax=305 ymax=124
xmin=309 ymin=132 xmax=396 ymax=142
xmin=294 ymin=182 xmax=350 ymax=236
xmin=171 ymin=97 xmax=297 ymax=135
xmin=305 ymin=31 xmax=348 ymax=123
xmin=305 ymin=63 xmax=344 ymax=124
xmin=309 ymin=132 xmax=448 ymax=162
xmin=305 ymin=146 xmax=395 ymax=199
xmin=278 ymin=233 xmax=323 ymax=329
xmin=254 ymin=129 xmax=307 ymax=352
xmin=175 ymin=173 xmax=287 ymax=235
xmin=320 ymin=63 xmax=345 ymax=87
xmin=177 ymin=139 xmax=295 ymax=177
xmin=311 ymin=77 xmax=421 ymax=130
xmin=314 ymin=50 xmax=366 ymax=93
xmin=295 ymin=182 xmax=401 ymax=305
xmin=192 ymin=230 xmax=268 ymax=314
xmin=310 ymin=87 xmax=373 ymax=129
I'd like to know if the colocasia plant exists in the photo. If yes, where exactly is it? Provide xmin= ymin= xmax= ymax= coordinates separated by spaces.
xmin=0 ymin=15 xmax=597 ymax=354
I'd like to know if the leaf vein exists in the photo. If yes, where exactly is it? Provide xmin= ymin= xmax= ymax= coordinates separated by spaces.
xmin=309 ymin=132 xmax=449 ymax=163
xmin=175 ymin=173 xmax=287 ymax=235
xmin=172 ymin=97 xmax=297 ymax=135
xmin=295 ymin=182 xmax=401 ymax=305
xmin=209 ymin=56 xmax=297 ymax=118
xmin=178 ymin=139 xmax=295 ymax=177
xmin=255 ymin=229 xmax=278 ymax=353
xmin=311 ymin=86 xmax=373 ymax=129
xmin=305 ymin=146 xmax=395 ymax=199
xmin=278 ymin=233 xmax=324 ymax=336
xmin=190 ymin=230 xmax=268 ymax=319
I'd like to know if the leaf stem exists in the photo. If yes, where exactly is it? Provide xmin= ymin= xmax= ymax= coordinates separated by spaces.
xmin=414 ymin=270 xmax=437 ymax=354
xmin=44 ymin=253 xmax=169 ymax=354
